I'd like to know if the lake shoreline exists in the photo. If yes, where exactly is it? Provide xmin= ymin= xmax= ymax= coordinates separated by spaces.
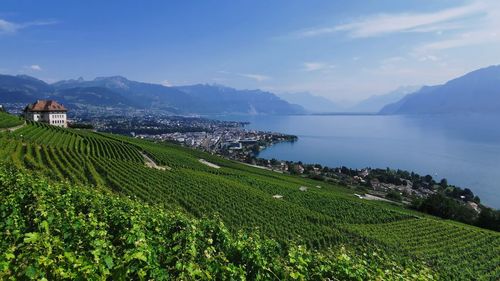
xmin=218 ymin=114 xmax=500 ymax=208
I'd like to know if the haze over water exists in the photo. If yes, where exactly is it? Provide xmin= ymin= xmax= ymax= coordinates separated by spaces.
xmin=217 ymin=114 xmax=500 ymax=208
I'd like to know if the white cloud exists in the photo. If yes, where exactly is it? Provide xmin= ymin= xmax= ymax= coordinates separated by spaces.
xmin=238 ymin=73 xmax=270 ymax=82
xmin=303 ymin=62 xmax=335 ymax=72
xmin=418 ymin=55 xmax=440 ymax=62
xmin=216 ymin=70 xmax=270 ymax=82
xmin=414 ymin=1 xmax=500 ymax=52
xmin=29 ymin=65 xmax=42 ymax=71
xmin=417 ymin=29 xmax=500 ymax=52
xmin=295 ymin=1 xmax=485 ymax=38
xmin=0 ymin=18 xmax=57 ymax=34
xmin=161 ymin=80 xmax=172 ymax=86
xmin=0 ymin=19 xmax=18 ymax=33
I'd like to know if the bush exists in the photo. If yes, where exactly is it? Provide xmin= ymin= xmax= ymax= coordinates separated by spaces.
xmin=385 ymin=190 xmax=402 ymax=202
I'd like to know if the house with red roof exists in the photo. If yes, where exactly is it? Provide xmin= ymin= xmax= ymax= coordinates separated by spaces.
xmin=23 ymin=100 xmax=68 ymax=128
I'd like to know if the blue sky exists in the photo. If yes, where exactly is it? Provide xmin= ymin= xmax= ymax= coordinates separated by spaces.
xmin=1 ymin=0 xmax=499 ymax=104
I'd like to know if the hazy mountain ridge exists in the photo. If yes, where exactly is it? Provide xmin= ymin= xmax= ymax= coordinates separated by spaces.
xmin=0 ymin=74 xmax=304 ymax=115
xmin=352 ymin=86 xmax=421 ymax=113
xmin=277 ymin=87 xmax=422 ymax=114
xmin=276 ymin=92 xmax=343 ymax=113
xmin=380 ymin=65 xmax=500 ymax=114
xmin=177 ymin=84 xmax=304 ymax=114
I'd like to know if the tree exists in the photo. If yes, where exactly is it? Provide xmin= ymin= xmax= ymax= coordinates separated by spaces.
xmin=417 ymin=193 xmax=476 ymax=224
xmin=440 ymin=178 xmax=448 ymax=188
xmin=386 ymin=190 xmax=402 ymax=202
xmin=424 ymin=175 xmax=433 ymax=183
xmin=462 ymin=188 xmax=474 ymax=201
xmin=475 ymin=208 xmax=500 ymax=231
xmin=270 ymin=158 xmax=279 ymax=165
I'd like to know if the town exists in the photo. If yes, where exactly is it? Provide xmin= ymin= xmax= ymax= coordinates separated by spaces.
xmin=88 ymin=114 xmax=298 ymax=162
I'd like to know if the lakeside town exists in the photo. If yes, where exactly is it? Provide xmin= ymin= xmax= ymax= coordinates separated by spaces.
xmin=1 ymin=100 xmax=490 ymax=223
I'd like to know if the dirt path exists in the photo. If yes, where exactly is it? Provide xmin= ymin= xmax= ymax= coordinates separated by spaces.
xmin=141 ymin=152 xmax=171 ymax=171
xmin=242 ymin=162 xmax=283 ymax=173
xmin=199 ymin=159 xmax=220 ymax=169
xmin=359 ymin=194 xmax=396 ymax=203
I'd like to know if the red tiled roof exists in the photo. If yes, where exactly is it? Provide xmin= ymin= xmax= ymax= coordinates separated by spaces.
xmin=24 ymin=100 xmax=67 ymax=112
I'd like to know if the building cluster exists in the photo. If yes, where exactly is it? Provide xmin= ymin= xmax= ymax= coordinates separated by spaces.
xmin=368 ymin=178 xmax=435 ymax=200
xmin=137 ymin=128 xmax=294 ymax=161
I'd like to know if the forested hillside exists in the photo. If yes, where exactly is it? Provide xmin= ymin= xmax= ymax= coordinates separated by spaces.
xmin=0 ymin=115 xmax=498 ymax=280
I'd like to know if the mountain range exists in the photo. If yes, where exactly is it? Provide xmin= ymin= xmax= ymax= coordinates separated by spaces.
xmin=2 ymin=64 xmax=499 ymax=116
xmin=0 ymin=75 xmax=304 ymax=115
xmin=380 ymin=65 xmax=500 ymax=115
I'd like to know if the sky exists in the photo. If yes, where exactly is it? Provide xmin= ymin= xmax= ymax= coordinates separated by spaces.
xmin=1 ymin=0 xmax=499 ymax=104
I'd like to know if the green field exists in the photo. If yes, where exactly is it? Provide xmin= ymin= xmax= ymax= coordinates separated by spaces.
xmin=0 ymin=111 xmax=24 ymax=129
xmin=0 ymin=118 xmax=498 ymax=280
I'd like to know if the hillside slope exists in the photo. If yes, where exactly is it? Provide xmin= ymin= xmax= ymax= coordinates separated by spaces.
xmin=0 ymin=111 xmax=24 ymax=129
xmin=0 ymin=164 xmax=437 ymax=280
xmin=0 ymin=75 xmax=53 ymax=103
xmin=380 ymin=65 xmax=500 ymax=114
xmin=0 ymin=117 xmax=498 ymax=280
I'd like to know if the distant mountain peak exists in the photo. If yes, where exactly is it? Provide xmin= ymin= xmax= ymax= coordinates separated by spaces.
xmin=92 ymin=76 xmax=131 ymax=90
xmin=94 ymin=75 xmax=129 ymax=82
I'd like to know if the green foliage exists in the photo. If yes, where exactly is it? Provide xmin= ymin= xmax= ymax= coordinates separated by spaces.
xmin=347 ymin=219 xmax=500 ymax=280
xmin=415 ymin=193 xmax=478 ymax=225
xmin=474 ymin=207 xmax=500 ymax=231
xmin=385 ymin=190 xmax=402 ymax=202
xmin=0 ymin=112 xmax=24 ymax=129
xmin=0 ymin=164 xmax=435 ymax=280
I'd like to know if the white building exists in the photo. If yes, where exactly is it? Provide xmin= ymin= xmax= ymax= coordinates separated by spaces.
xmin=24 ymin=100 xmax=68 ymax=128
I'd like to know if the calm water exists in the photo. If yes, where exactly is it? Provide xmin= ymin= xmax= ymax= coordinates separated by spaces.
xmin=214 ymin=114 xmax=500 ymax=208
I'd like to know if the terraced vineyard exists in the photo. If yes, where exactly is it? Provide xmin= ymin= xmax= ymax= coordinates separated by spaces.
xmin=347 ymin=219 xmax=500 ymax=280
xmin=0 ymin=117 xmax=498 ymax=280
xmin=0 ymin=111 xmax=24 ymax=129
xmin=0 ymin=163 xmax=435 ymax=280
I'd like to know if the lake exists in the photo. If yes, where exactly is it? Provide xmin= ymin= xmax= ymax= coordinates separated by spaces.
xmin=214 ymin=114 xmax=500 ymax=208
